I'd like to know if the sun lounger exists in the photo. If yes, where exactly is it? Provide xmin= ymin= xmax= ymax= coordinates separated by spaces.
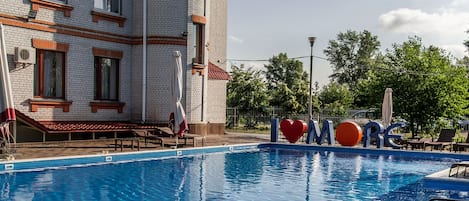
xmin=132 ymin=129 xmax=164 ymax=148
xmin=154 ymin=127 xmax=205 ymax=147
xmin=424 ymin=129 xmax=456 ymax=151
xmin=181 ymin=133 xmax=206 ymax=147
xmin=405 ymin=137 xmax=431 ymax=150
xmin=114 ymin=137 xmax=140 ymax=152
xmin=448 ymin=162 xmax=469 ymax=178
xmin=154 ymin=127 xmax=174 ymax=137
xmin=453 ymin=133 xmax=469 ymax=152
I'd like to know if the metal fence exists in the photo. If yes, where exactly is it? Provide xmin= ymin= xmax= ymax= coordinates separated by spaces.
xmin=226 ymin=107 xmax=353 ymax=132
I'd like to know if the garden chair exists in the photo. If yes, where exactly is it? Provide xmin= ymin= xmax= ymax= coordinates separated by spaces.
xmin=424 ymin=129 xmax=456 ymax=151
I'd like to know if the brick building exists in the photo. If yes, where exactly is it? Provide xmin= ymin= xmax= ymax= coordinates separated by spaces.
xmin=0 ymin=0 xmax=230 ymax=142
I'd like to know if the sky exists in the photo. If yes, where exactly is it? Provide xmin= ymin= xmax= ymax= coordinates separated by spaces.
xmin=227 ymin=0 xmax=469 ymax=88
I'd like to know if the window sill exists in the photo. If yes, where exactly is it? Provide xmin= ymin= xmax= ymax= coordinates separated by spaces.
xmin=31 ymin=0 xmax=74 ymax=17
xmin=91 ymin=10 xmax=126 ymax=27
xmin=29 ymin=99 xmax=73 ymax=112
xmin=90 ymin=101 xmax=125 ymax=113
xmin=192 ymin=63 xmax=206 ymax=75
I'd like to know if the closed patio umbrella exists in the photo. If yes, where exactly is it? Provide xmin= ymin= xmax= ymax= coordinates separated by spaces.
xmin=381 ymin=88 xmax=393 ymax=128
xmin=172 ymin=51 xmax=187 ymax=139
xmin=0 ymin=23 xmax=16 ymax=149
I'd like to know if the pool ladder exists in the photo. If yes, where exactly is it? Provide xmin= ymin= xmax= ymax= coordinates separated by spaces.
xmin=448 ymin=162 xmax=469 ymax=178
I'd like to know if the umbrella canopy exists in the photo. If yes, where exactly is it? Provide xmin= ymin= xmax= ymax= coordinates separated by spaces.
xmin=172 ymin=51 xmax=187 ymax=138
xmin=0 ymin=23 xmax=15 ymax=145
xmin=381 ymin=88 xmax=393 ymax=128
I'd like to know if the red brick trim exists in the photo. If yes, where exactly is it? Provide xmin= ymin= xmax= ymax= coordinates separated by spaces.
xmin=0 ymin=14 xmax=186 ymax=46
xmin=192 ymin=64 xmax=206 ymax=75
xmin=89 ymin=102 xmax=125 ymax=113
xmin=192 ymin=15 xmax=207 ymax=24
xmin=32 ymin=38 xmax=69 ymax=52
xmin=132 ymin=36 xmax=187 ymax=45
xmin=31 ymin=0 xmax=74 ymax=17
xmin=29 ymin=99 xmax=73 ymax=112
xmin=92 ymin=47 xmax=123 ymax=59
xmin=91 ymin=11 xmax=126 ymax=27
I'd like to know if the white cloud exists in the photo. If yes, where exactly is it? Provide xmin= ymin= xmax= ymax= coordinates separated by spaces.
xmin=440 ymin=44 xmax=467 ymax=58
xmin=449 ymin=0 xmax=469 ymax=9
xmin=228 ymin=35 xmax=244 ymax=43
xmin=378 ymin=0 xmax=469 ymax=58
xmin=378 ymin=8 xmax=469 ymax=35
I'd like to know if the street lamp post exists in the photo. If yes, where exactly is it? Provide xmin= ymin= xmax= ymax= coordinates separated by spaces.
xmin=308 ymin=37 xmax=316 ymax=120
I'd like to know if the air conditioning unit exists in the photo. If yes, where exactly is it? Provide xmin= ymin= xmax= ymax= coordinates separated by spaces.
xmin=15 ymin=47 xmax=36 ymax=64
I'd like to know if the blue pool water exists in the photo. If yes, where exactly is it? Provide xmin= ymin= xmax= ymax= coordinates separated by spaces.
xmin=0 ymin=147 xmax=467 ymax=201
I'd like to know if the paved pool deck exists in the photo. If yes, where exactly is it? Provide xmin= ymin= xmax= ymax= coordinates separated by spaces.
xmin=5 ymin=133 xmax=272 ymax=160
xmin=3 ymin=131 xmax=469 ymax=160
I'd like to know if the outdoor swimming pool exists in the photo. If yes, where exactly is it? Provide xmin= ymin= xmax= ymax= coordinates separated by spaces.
xmin=0 ymin=144 xmax=468 ymax=201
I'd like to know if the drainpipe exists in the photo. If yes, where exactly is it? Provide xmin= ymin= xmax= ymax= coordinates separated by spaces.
xmin=201 ymin=73 xmax=204 ymax=121
xmin=142 ymin=0 xmax=147 ymax=123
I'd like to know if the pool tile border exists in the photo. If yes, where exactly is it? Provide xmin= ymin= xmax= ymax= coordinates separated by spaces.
xmin=0 ymin=143 xmax=260 ymax=172
xmin=1 ymin=143 xmax=469 ymax=174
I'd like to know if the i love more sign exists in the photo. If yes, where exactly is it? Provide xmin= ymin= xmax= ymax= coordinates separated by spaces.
xmin=274 ymin=119 xmax=405 ymax=149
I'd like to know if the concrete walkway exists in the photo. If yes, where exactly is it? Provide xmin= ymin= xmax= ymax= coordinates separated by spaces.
xmin=4 ymin=131 xmax=468 ymax=160
xmin=4 ymin=133 xmax=271 ymax=160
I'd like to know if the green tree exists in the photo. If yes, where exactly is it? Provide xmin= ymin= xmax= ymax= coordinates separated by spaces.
xmin=461 ymin=30 xmax=469 ymax=113
xmin=227 ymin=64 xmax=270 ymax=115
xmin=324 ymin=30 xmax=381 ymax=91
xmin=464 ymin=30 xmax=469 ymax=50
xmin=357 ymin=37 xmax=469 ymax=137
xmin=264 ymin=53 xmax=309 ymax=116
xmin=318 ymin=83 xmax=354 ymax=116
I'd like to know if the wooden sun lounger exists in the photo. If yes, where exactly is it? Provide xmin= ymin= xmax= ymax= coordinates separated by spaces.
xmin=424 ymin=129 xmax=456 ymax=151
xmin=453 ymin=133 xmax=469 ymax=152
xmin=132 ymin=129 xmax=164 ymax=148
xmin=181 ymin=134 xmax=206 ymax=147
xmin=154 ymin=127 xmax=206 ymax=147
xmin=405 ymin=138 xmax=431 ymax=150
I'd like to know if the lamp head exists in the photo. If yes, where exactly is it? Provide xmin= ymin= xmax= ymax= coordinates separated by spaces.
xmin=28 ymin=10 xmax=37 ymax=19
xmin=308 ymin=37 xmax=316 ymax=47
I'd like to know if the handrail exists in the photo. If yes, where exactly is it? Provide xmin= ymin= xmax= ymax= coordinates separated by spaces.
xmin=448 ymin=162 xmax=469 ymax=178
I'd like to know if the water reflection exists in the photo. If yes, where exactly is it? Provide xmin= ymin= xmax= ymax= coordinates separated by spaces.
xmin=221 ymin=149 xmax=456 ymax=200
xmin=0 ymin=149 xmax=461 ymax=201
xmin=224 ymin=151 xmax=264 ymax=186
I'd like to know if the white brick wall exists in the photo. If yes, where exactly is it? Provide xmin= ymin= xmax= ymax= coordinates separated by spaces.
xmin=0 ymin=0 xmax=30 ymax=17
xmin=185 ymin=0 xmax=209 ymax=124
xmin=130 ymin=0 xmax=189 ymax=123
xmin=206 ymin=0 xmax=227 ymax=123
xmin=208 ymin=0 xmax=227 ymax=69
xmin=138 ymin=45 xmax=189 ymax=123
xmin=4 ymin=26 xmax=132 ymax=121
xmin=1 ymin=0 xmax=227 ymax=128
xmin=207 ymin=80 xmax=227 ymax=123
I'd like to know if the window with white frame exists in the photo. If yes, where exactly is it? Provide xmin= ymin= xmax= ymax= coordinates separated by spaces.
xmin=94 ymin=0 xmax=122 ymax=14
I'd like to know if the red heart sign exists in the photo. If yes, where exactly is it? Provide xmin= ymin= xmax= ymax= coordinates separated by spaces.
xmin=280 ymin=119 xmax=307 ymax=143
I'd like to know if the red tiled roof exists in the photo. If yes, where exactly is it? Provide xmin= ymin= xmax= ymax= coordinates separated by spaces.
xmin=208 ymin=62 xmax=232 ymax=80
xmin=15 ymin=110 xmax=162 ymax=133
xmin=15 ymin=110 xmax=48 ymax=131
xmin=39 ymin=121 xmax=162 ymax=133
